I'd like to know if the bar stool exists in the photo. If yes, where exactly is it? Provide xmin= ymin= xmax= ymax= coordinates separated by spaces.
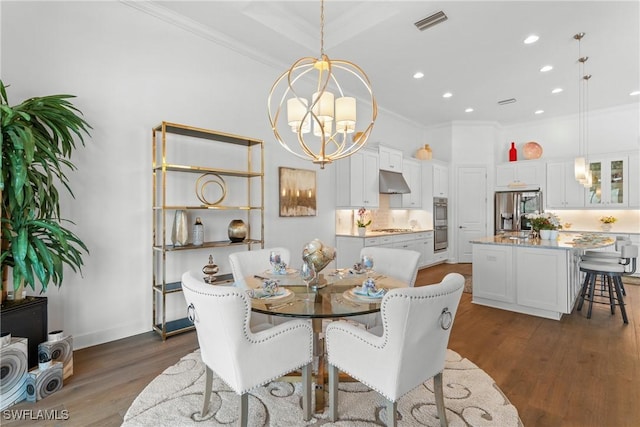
xmin=576 ymin=245 xmax=638 ymax=324
xmin=581 ymin=238 xmax=632 ymax=295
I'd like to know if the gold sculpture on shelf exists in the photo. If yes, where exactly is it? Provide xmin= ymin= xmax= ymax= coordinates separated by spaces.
xmin=202 ymin=255 xmax=219 ymax=284
xmin=195 ymin=173 xmax=226 ymax=206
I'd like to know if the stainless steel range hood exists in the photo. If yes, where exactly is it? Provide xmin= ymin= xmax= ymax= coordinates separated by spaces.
xmin=379 ymin=170 xmax=411 ymax=194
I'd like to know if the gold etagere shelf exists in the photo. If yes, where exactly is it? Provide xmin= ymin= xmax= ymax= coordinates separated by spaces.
xmin=152 ymin=121 xmax=264 ymax=339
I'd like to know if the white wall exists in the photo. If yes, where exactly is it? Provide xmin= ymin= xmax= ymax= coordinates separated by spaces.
xmin=498 ymin=103 xmax=639 ymax=161
xmin=1 ymin=1 xmax=425 ymax=348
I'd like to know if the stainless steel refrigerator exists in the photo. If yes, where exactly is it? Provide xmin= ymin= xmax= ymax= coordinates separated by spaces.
xmin=494 ymin=190 xmax=543 ymax=234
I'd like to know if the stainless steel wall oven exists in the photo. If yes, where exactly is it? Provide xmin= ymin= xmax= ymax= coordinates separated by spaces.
xmin=434 ymin=197 xmax=448 ymax=252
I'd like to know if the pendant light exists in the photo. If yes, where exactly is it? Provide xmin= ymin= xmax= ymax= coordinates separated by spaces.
xmin=267 ymin=0 xmax=377 ymax=169
xmin=574 ymin=32 xmax=592 ymax=187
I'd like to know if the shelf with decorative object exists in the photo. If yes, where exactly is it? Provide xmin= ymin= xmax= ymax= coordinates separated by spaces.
xmin=152 ymin=122 xmax=264 ymax=339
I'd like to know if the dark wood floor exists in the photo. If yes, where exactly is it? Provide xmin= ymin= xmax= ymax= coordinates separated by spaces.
xmin=5 ymin=263 xmax=639 ymax=426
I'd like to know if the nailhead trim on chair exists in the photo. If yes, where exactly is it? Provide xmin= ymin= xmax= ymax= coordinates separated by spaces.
xmin=182 ymin=281 xmax=314 ymax=395
xmin=326 ymin=284 xmax=462 ymax=401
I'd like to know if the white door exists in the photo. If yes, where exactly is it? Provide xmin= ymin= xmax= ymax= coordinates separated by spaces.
xmin=457 ymin=167 xmax=487 ymax=263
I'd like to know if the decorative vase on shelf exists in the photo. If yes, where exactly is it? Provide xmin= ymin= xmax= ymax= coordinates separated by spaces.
xmin=549 ymin=230 xmax=559 ymax=240
xmin=601 ymin=223 xmax=612 ymax=232
xmin=228 ymin=219 xmax=247 ymax=242
xmin=357 ymin=227 xmax=366 ymax=237
xmin=415 ymin=144 xmax=433 ymax=160
xmin=508 ymin=142 xmax=517 ymax=162
xmin=540 ymin=229 xmax=552 ymax=240
xmin=171 ymin=210 xmax=189 ymax=247
xmin=192 ymin=217 xmax=204 ymax=246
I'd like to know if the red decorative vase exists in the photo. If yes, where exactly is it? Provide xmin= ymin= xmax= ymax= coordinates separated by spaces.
xmin=509 ymin=142 xmax=517 ymax=162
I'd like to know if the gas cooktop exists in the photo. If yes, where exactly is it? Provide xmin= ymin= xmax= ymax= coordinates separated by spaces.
xmin=371 ymin=228 xmax=414 ymax=233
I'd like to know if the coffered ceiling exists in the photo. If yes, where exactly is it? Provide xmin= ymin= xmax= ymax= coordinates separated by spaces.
xmin=136 ymin=1 xmax=640 ymax=127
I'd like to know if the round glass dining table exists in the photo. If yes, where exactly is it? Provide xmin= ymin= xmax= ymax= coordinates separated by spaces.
xmin=245 ymin=269 xmax=406 ymax=318
xmin=244 ymin=268 xmax=407 ymax=413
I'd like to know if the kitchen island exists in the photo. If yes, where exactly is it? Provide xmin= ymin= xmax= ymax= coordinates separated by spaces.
xmin=470 ymin=233 xmax=614 ymax=320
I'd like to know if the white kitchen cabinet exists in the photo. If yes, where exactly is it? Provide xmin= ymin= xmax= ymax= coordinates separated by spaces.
xmin=393 ymin=233 xmax=422 ymax=255
xmin=515 ymin=247 xmax=569 ymax=312
xmin=546 ymin=161 xmax=585 ymax=208
xmin=336 ymin=231 xmax=441 ymax=271
xmin=390 ymin=158 xmax=422 ymax=209
xmin=414 ymin=231 xmax=434 ymax=267
xmin=472 ymin=244 xmax=515 ymax=303
xmin=378 ymin=145 xmax=403 ymax=172
xmin=585 ymin=156 xmax=628 ymax=207
xmin=431 ymin=250 xmax=448 ymax=264
xmin=472 ymin=242 xmax=582 ymax=320
xmin=336 ymin=149 xmax=379 ymax=208
xmin=496 ymin=161 xmax=544 ymax=189
xmin=433 ymin=163 xmax=449 ymax=197
xmin=627 ymin=153 xmax=639 ymax=208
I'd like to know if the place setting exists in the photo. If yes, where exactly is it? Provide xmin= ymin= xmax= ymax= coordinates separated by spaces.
xmin=336 ymin=255 xmax=390 ymax=303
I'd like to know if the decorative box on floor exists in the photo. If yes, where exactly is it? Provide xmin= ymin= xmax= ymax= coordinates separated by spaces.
xmin=0 ymin=337 xmax=30 ymax=410
xmin=29 ymin=362 xmax=63 ymax=401
xmin=38 ymin=332 xmax=73 ymax=380
xmin=0 ymin=297 xmax=48 ymax=369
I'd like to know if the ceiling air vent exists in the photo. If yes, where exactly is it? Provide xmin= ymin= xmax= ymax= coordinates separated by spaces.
xmin=498 ymin=98 xmax=517 ymax=105
xmin=414 ymin=11 xmax=448 ymax=31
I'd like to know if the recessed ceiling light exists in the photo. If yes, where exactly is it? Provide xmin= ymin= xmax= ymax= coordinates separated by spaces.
xmin=630 ymin=90 xmax=640 ymax=96
xmin=442 ymin=92 xmax=453 ymax=98
xmin=413 ymin=72 xmax=424 ymax=79
xmin=540 ymin=65 xmax=553 ymax=72
xmin=465 ymin=108 xmax=474 ymax=113
xmin=534 ymin=110 xmax=544 ymax=115
xmin=524 ymin=35 xmax=539 ymax=44
xmin=551 ymin=88 xmax=563 ymax=94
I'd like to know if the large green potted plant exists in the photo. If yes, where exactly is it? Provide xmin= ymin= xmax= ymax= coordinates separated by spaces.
xmin=0 ymin=80 xmax=90 ymax=298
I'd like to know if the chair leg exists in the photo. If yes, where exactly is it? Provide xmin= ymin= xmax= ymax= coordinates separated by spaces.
xmin=386 ymin=399 xmax=397 ymax=427
xmin=202 ymin=365 xmax=213 ymax=417
xmin=434 ymin=371 xmax=448 ymax=427
xmin=613 ymin=276 xmax=629 ymax=324
xmin=587 ymin=272 xmax=597 ymax=319
xmin=240 ymin=393 xmax=248 ymax=427
xmin=606 ymin=276 xmax=615 ymax=314
xmin=576 ymin=272 xmax=590 ymax=311
xmin=302 ymin=363 xmax=312 ymax=421
xmin=329 ymin=364 xmax=339 ymax=422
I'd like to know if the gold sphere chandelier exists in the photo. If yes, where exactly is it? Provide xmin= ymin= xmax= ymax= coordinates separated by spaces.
xmin=267 ymin=0 xmax=377 ymax=169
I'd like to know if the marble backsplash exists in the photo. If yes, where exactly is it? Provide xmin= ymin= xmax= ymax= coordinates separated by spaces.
xmin=546 ymin=209 xmax=640 ymax=234
xmin=335 ymin=195 xmax=433 ymax=235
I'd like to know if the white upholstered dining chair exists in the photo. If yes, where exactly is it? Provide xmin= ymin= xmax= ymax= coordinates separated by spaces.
xmin=229 ymin=247 xmax=292 ymax=288
xmin=229 ymin=247 xmax=292 ymax=326
xmin=325 ymin=273 xmax=465 ymax=427
xmin=359 ymin=246 xmax=421 ymax=287
xmin=181 ymin=270 xmax=314 ymax=426
xmin=352 ymin=247 xmax=421 ymax=330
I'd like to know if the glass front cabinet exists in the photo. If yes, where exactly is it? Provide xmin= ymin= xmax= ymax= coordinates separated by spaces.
xmin=586 ymin=156 xmax=628 ymax=207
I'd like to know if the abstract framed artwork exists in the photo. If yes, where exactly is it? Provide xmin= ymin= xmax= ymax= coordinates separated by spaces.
xmin=279 ymin=167 xmax=316 ymax=217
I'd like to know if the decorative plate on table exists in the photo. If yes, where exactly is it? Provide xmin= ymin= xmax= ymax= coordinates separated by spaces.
xmin=343 ymin=287 xmax=386 ymax=303
xmin=263 ymin=268 xmax=298 ymax=276
xmin=523 ymin=141 xmax=543 ymax=159
xmin=247 ymin=288 xmax=293 ymax=302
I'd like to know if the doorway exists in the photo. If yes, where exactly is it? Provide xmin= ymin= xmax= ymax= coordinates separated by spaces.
xmin=456 ymin=167 xmax=487 ymax=262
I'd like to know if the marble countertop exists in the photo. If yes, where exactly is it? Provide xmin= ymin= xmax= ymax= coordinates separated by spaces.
xmin=336 ymin=229 xmax=432 ymax=238
xmin=471 ymin=232 xmax=615 ymax=250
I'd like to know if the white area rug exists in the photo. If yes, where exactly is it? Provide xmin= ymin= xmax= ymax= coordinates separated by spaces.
xmin=122 ymin=349 xmax=522 ymax=426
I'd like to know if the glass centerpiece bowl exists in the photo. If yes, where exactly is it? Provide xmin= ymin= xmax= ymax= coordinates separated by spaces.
xmin=302 ymin=239 xmax=336 ymax=277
